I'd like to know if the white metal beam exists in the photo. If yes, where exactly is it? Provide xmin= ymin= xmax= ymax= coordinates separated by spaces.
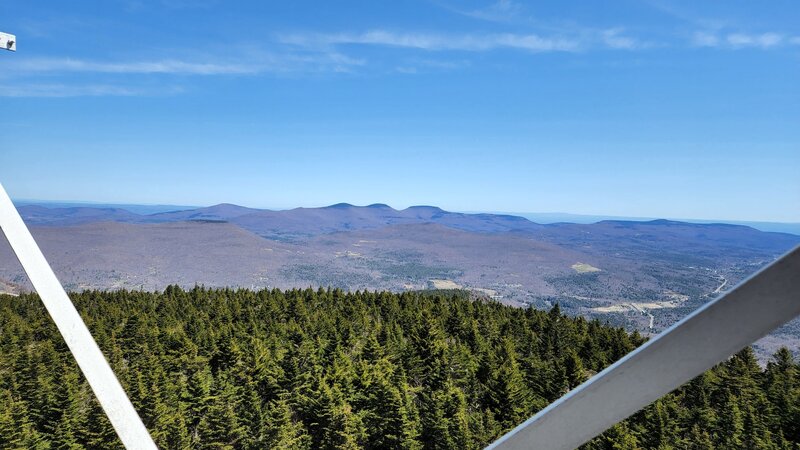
xmin=0 ymin=183 xmax=157 ymax=449
xmin=487 ymin=245 xmax=800 ymax=450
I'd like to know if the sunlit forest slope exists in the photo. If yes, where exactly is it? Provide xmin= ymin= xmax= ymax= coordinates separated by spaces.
xmin=0 ymin=288 xmax=798 ymax=449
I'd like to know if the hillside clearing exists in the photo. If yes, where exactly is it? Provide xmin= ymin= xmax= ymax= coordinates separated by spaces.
xmin=572 ymin=262 xmax=601 ymax=273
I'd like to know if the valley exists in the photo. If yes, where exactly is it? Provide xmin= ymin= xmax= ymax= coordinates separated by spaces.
xmin=1 ymin=202 xmax=798 ymax=360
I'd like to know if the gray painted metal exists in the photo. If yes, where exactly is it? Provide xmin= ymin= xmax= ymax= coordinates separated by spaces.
xmin=0 ymin=183 xmax=157 ymax=449
xmin=487 ymin=245 xmax=800 ymax=450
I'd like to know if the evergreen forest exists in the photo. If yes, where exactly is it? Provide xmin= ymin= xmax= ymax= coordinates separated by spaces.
xmin=0 ymin=287 xmax=798 ymax=449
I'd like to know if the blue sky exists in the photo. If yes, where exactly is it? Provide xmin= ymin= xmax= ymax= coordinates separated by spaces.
xmin=0 ymin=0 xmax=798 ymax=222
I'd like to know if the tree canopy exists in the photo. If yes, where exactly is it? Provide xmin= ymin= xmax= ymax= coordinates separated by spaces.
xmin=0 ymin=287 xmax=797 ymax=449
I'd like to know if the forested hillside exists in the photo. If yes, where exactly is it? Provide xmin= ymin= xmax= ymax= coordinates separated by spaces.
xmin=0 ymin=288 xmax=798 ymax=449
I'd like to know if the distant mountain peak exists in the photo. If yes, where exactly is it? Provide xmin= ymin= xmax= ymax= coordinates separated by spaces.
xmin=202 ymin=203 xmax=257 ymax=212
xmin=647 ymin=219 xmax=683 ymax=226
xmin=405 ymin=205 xmax=445 ymax=212
xmin=325 ymin=203 xmax=356 ymax=209
xmin=367 ymin=203 xmax=392 ymax=209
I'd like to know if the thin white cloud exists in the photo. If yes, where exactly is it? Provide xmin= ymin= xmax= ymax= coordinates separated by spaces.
xmin=279 ymin=29 xmax=642 ymax=52
xmin=644 ymin=0 xmax=729 ymax=30
xmin=693 ymin=31 xmax=789 ymax=49
xmin=0 ymin=50 xmax=366 ymax=97
xmin=14 ymin=58 xmax=261 ymax=75
xmin=460 ymin=0 xmax=524 ymax=23
xmin=692 ymin=32 xmax=720 ymax=47
xmin=409 ymin=58 xmax=471 ymax=70
xmin=391 ymin=58 xmax=471 ymax=75
xmin=0 ymin=83 xmax=183 ymax=97
xmin=488 ymin=33 xmax=580 ymax=51
xmin=394 ymin=66 xmax=418 ymax=74
xmin=727 ymin=32 xmax=782 ymax=48
xmin=4 ymin=50 xmax=366 ymax=78
xmin=284 ymin=51 xmax=366 ymax=72
xmin=602 ymin=29 xmax=641 ymax=50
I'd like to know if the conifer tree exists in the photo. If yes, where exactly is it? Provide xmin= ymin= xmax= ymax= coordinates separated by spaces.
xmin=765 ymin=347 xmax=799 ymax=442
xmin=486 ymin=338 xmax=531 ymax=427
xmin=196 ymin=376 xmax=246 ymax=449
xmin=264 ymin=396 xmax=312 ymax=450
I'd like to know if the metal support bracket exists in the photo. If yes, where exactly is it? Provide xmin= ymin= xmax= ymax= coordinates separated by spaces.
xmin=0 ymin=32 xmax=16 ymax=51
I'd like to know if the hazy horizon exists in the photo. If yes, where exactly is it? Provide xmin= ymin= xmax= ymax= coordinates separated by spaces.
xmin=13 ymin=197 xmax=800 ymax=235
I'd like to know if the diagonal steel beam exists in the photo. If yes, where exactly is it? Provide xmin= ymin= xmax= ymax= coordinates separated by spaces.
xmin=0 ymin=183 xmax=157 ymax=449
xmin=487 ymin=244 xmax=800 ymax=450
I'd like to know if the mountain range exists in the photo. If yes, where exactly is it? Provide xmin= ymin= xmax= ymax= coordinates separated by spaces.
xmin=1 ymin=202 xmax=798 ymax=359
